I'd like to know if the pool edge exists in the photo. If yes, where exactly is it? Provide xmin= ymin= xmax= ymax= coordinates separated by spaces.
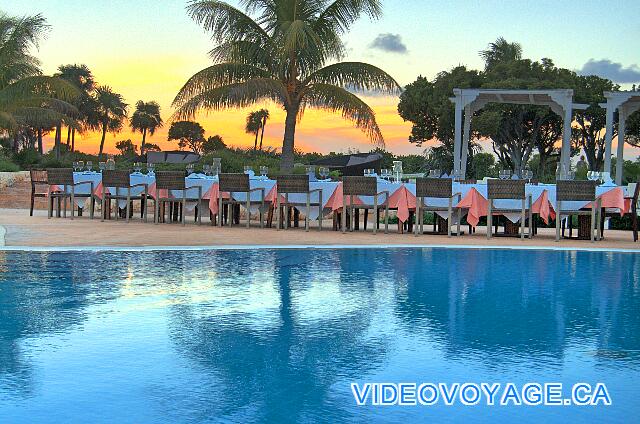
xmin=0 ymin=243 xmax=638 ymax=253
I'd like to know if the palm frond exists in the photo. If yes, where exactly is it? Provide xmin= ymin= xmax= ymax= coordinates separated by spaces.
xmin=0 ymin=75 xmax=80 ymax=103
xmin=303 ymin=61 xmax=400 ymax=95
xmin=187 ymin=0 xmax=269 ymax=44
xmin=172 ymin=78 xmax=287 ymax=121
xmin=11 ymin=107 xmax=79 ymax=129
xmin=316 ymin=0 xmax=382 ymax=34
xmin=172 ymin=63 xmax=272 ymax=108
xmin=302 ymin=83 xmax=384 ymax=146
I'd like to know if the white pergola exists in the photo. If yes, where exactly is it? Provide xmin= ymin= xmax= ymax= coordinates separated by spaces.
xmin=450 ymin=88 xmax=587 ymax=177
xmin=600 ymin=91 xmax=640 ymax=184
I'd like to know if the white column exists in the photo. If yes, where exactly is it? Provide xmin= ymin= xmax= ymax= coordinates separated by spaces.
xmin=603 ymin=105 xmax=614 ymax=174
xmin=460 ymin=106 xmax=472 ymax=178
xmin=615 ymin=108 xmax=626 ymax=185
xmin=453 ymin=99 xmax=462 ymax=174
xmin=561 ymin=106 xmax=572 ymax=173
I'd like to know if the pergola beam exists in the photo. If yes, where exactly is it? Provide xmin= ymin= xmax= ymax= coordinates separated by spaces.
xmin=601 ymin=91 xmax=640 ymax=184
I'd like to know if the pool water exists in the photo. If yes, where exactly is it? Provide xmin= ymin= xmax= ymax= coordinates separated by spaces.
xmin=0 ymin=248 xmax=638 ymax=423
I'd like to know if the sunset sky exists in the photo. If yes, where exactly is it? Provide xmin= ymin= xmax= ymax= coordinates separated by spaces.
xmin=3 ymin=0 xmax=640 ymax=157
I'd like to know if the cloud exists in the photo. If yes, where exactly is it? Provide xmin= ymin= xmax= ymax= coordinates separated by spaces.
xmin=578 ymin=59 xmax=640 ymax=83
xmin=369 ymin=33 xmax=408 ymax=54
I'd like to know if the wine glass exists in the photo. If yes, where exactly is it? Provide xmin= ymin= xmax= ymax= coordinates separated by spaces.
xmin=147 ymin=162 xmax=155 ymax=176
xmin=77 ymin=161 xmax=84 ymax=172
xmin=260 ymin=166 xmax=268 ymax=179
xmin=429 ymin=169 xmax=440 ymax=178
xmin=186 ymin=163 xmax=195 ymax=175
xmin=523 ymin=168 xmax=533 ymax=183
xmin=203 ymin=164 xmax=211 ymax=176
xmin=133 ymin=162 xmax=142 ymax=173
xmin=244 ymin=165 xmax=253 ymax=175
xmin=86 ymin=161 xmax=93 ymax=172
xmin=72 ymin=161 xmax=78 ymax=172
xmin=99 ymin=162 xmax=106 ymax=172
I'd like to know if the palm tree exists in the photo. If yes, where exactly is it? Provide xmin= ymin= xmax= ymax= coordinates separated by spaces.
xmin=257 ymin=108 xmax=269 ymax=150
xmin=130 ymin=100 xmax=163 ymax=154
xmin=172 ymin=0 xmax=400 ymax=171
xmin=245 ymin=110 xmax=261 ymax=150
xmin=0 ymin=13 xmax=79 ymax=154
xmin=54 ymin=64 xmax=96 ymax=152
xmin=88 ymin=85 xmax=128 ymax=160
xmin=479 ymin=37 xmax=523 ymax=70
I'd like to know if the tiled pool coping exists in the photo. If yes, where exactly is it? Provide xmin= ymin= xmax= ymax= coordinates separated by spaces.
xmin=1 ymin=244 xmax=638 ymax=253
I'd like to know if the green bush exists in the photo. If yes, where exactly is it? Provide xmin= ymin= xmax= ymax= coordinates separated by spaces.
xmin=0 ymin=154 xmax=20 ymax=171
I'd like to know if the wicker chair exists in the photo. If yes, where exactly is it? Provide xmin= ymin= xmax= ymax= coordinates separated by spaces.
xmin=100 ymin=170 xmax=148 ymax=223
xmin=414 ymin=178 xmax=461 ymax=237
xmin=555 ymin=180 xmax=600 ymax=242
xmin=218 ymin=173 xmax=265 ymax=228
xmin=600 ymin=180 xmax=639 ymax=241
xmin=341 ymin=176 xmax=389 ymax=234
xmin=276 ymin=175 xmax=323 ymax=231
xmin=487 ymin=179 xmax=532 ymax=240
xmin=29 ymin=170 xmax=48 ymax=216
xmin=46 ymin=168 xmax=95 ymax=219
xmin=154 ymin=171 xmax=201 ymax=225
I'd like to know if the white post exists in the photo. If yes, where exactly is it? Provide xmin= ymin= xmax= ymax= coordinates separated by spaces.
xmin=615 ymin=108 xmax=626 ymax=185
xmin=603 ymin=105 xmax=614 ymax=174
xmin=561 ymin=106 xmax=572 ymax=174
xmin=453 ymin=99 xmax=462 ymax=174
xmin=461 ymin=105 xmax=472 ymax=178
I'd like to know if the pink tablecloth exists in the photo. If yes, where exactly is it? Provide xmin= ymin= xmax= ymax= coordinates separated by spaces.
xmin=531 ymin=190 xmax=555 ymax=224
xmin=387 ymin=185 xmax=416 ymax=223
xmin=325 ymin=182 xmax=364 ymax=211
xmin=455 ymin=188 xmax=488 ymax=228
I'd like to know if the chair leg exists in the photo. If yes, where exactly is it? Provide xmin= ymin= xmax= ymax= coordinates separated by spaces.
xmin=182 ymin=198 xmax=186 ymax=226
xmin=48 ymin=195 xmax=53 ymax=218
xmin=556 ymin=201 xmax=561 ymax=242
xmin=520 ymin=199 xmax=525 ymax=240
xmin=218 ymin=197 xmax=223 ymax=227
xmin=306 ymin=193 xmax=310 ymax=232
xmin=384 ymin=204 xmax=389 ymax=234
xmin=341 ymin=195 xmax=346 ymax=234
xmin=447 ymin=199 xmax=452 ymax=237
xmin=633 ymin=205 xmax=638 ymax=242
xmin=487 ymin=201 xmax=493 ymax=239
xmin=590 ymin=208 xmax=596 ymax=243
xmin=373 ymin=197 xmax=378 ymax=235
xmin=30 ymin=189 xmax=35 ymax=216
xmin=415 ymin=201 xmax=420 ymax=236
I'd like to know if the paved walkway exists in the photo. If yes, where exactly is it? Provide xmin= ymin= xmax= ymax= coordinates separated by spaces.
xmin=0 ymin=208 xmax=638 ymax=250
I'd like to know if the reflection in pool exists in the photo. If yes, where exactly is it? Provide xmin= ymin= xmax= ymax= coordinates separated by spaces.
xmin=0 ymin=248 xmax=638 ymax=423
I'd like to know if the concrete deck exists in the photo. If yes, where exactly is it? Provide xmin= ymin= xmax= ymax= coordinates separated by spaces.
xmin=1 ymin=208 xmax=638 ymax=250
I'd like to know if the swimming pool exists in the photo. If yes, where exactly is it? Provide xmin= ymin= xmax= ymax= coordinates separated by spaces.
xmin=0 ymin=247 xmax=638 ymax=423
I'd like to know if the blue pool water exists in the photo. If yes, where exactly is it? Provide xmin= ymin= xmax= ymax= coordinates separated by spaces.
xmin=0 ymin=247 xmax=638 ymax=423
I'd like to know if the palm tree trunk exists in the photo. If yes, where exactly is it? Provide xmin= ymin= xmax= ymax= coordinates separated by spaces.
xmin=71 ymin=129 xmax=75 ymax=152
xmin=66 ymin=126 xmax=71 ymax=147
xmin=141 ymin=128 xmax=147 ymax=155
xmin=254 ymin=130 xmax=259 ymax=151
xmin=55 ymin=123 xmax=61 ymax=159
xmin=37 ymin=129 xmax=43 ymax=155
xmin=259 ymin=117 xmax=266 ymax=150
xmin=281 ymin=106 xmax=298 ymax=172
xmin=98 ymin=123 xmax=107 ymax=161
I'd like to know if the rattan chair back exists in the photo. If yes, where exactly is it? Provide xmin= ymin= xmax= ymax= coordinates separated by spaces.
xmin=30 ymin=169 xmax=48 ymax=185
xmin=556 ymin=180 xmax=596 ymax=201
xmin=219 ymin=173 xmax=250 ymax=192
xmin=276 ymin=175 xmax=309 ymax=193
xmin=46 ymin=168 xmax=73 ymax=186
xmin=415 ymin=178 xmax=452 ymax=198
xmin=155 ymin=171 xmax=186 ymax=190
xmin=343 ymin=176 xmax=377 ymax=196
xmin=102 ymin=170 xmax=131 ymax=188
xmin=488 ymin=179 xmax=526 ymax=199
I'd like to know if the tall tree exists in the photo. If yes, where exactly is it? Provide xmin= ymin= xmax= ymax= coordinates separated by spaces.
xmin=172 ymin=0 xmax=400 ymax=171
xmin=0 ymin=13 xmax=79 ymax=154
xmin=168 ymin=120 xmax=205 ymax=153
xmin=479 ymin=37 xmax=522 ymax=70
xmin=89 ymin=86 xmax=128 ymax=160
xmin=130 ymin=100 xmax=163 ymax=154
xmin=398 ymin=68 xmax=483 ymax=171
xmin=571 ymin=75 xmax=620 ymax=171
xmin=257 ymin=108 xmax=269 ymax=150
xmin=245 ymin=110 xmax=261 ymax=150
xmin=54 ymin=64 xmax=96 ymax=152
